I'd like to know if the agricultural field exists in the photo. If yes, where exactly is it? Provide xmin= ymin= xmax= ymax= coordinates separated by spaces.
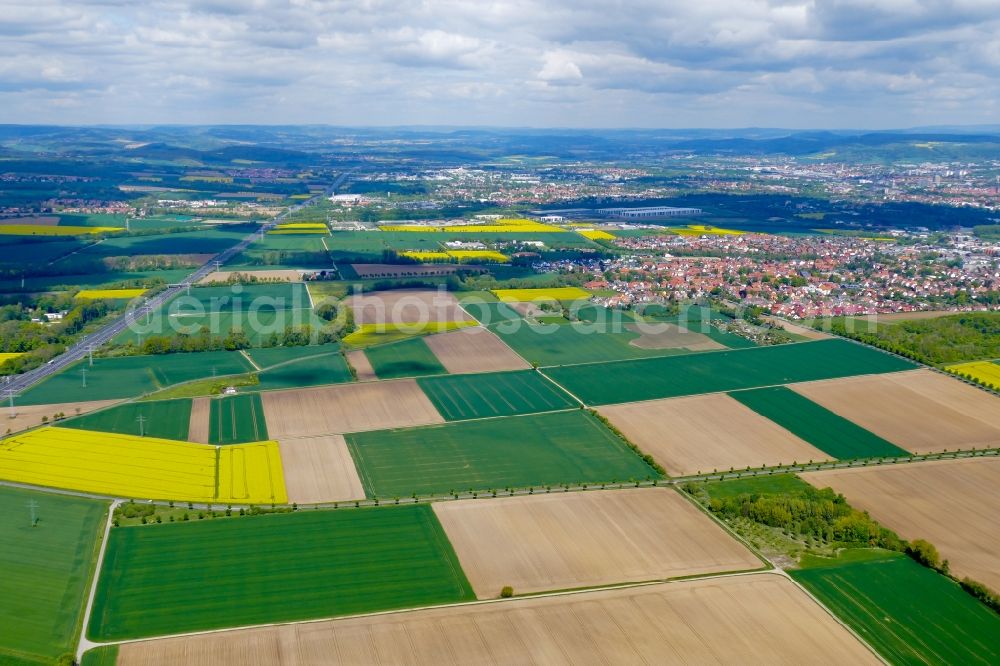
xmin=342 ymin=320 xmax=475 ymax=347
xmin=599 ymin=393 xmax=831 ymax=476
xmin=0 ymin=224 xmax=121 ymax=236
xmin=346 ymin=289 xmax=471 ymax=326
xmin=277 ymin=435 xmax=365 ymax=504
xmin=492 ymin=320 xmax=718 ymax=366
xmin=544 ymin=338 xmax=916 ymax=405
xmin=422 ymin=327 xmax=529 ymax=374
xmin=58 ymin=398 xmax=193 ymax=441
xmin=791 ymin=369 xmax=1000 ymax=453
xmin=460 ymin=299 xmax=525 ymax=324
xmin=948 ymin=359 xmax=1000 ymax=387
xmin=802 ymin=457 xmax=1000 ymax=591
xmin=187 ymin=397 xmax=210 ymax=443
xmin=253 ymin=348 xmax=353 ymax=391
xmin=116 ymin=574 xmax=877 ymax=665
xmin=199 ymin=269 xmax=302 ymax=284
xmin=2 ymin=399 xmax=122 ymax=436
xmin=345 ymin=349 xmax=377 ymax=380
xmin=75 ymin=288 xmax=147 ymax=300
xmin=364 ymin=336 xmax=447 ymax=379
xmin=89 ymin=505 xmax=475 ymax=640
xmin=16 ymin=351 xmax=254 ymax=405
xmin=417 ymin=370 xmax=575 ymax=421
xmin=345 ymin=410 xmax=658 ymax=498
xmin=0 ymin=427 xmax=285 ymax=504
xmin=434 ymin=488 xmax=760 ymax=597
xmin=791 ymin=553 xmax=1000 ymax=665
xmin=730 ymin=387 xmax=907 ymax=459
xmin=209 ymin=393 xmax=268 ymax=444
xmin=260 ymin=379 xmax=444 ymax=438
xmin=491 ymin=286 xmax=591 ymax=302
xmin=0 ymin=487 xmax=107 ymax=664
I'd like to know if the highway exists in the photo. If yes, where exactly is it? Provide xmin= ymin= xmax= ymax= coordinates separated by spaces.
xmin=2 ymin=172 xmax=348 ymax=399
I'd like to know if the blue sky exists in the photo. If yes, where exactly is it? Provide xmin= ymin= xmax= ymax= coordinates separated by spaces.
xmin=1 ymin=0 xmax=998 ymax=128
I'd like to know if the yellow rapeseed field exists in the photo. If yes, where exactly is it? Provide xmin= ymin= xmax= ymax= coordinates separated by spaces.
xmin=669 ymin=225 xmax=745 ymax=237
xmin=0 ymin=225 xmax=122 ymax=236
xmin=0 ymin=427 xmax=286 ymax=503
xmin=0 ymin=352 xmax=25 ymax=364
xmin=447 ymin=250 xmax=509 ymax=262
xmin=492 ymin=286 xmax=591 ymax=302
xmin=578 ymin=229 xmax=616 ymax=240
xmin=75 ymin=288 xmax=147 ymax=300
xmin=947 ymin=360 xmax=1000 ymax=387
xmin=342 ymin=320 xmax=476 ymax=347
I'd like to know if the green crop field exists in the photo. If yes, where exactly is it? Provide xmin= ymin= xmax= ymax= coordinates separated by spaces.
xmin=417 ymin=370 xmax=577 ymax=420
xmin=179 ymin=283 xmax=310 ymax=312
xmin=253 ymin=348 xmax=353 ymax=391
xmin=0 ymin=487 xmax=108 ymax=663
xmin=365 ymin=337 xmax=447 ymax=379
xmin=17 ymin=351 xmax=255 ymax=405
xmin=346 ymin=410 xmax=659 ymax=498
xmin=88 ymin=505 xmax=475 ymax=640
xmin=114 ymin=308 xmax=325 ymax=348
xmin=491 ymin=321 xmax=693 ymax=366
xmin=245 ymin=343 xmax=341 ymax=369
xmin=699 ymin=473 xmax=813 ymax=500
xmin=80 ymin=646 xmax=118 ymax=666
xmin=58 ymin=398 xmax=193 ymax=441
xmin=791 ymin=554 xmax=1000 ymax=665
xmin=78 ymin=227 xmax=253 ymax=258
xmin=209 ymin=393 xmax=268 ymax=444
xmin=730 ymin=387 xmax=908 ymax=459
xmin=461 ymin=300 xmax=523 ymax=324
xmin=543 ymin=339 xmax=916 ymax=405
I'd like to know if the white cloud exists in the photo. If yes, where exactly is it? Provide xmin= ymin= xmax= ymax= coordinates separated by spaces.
xmin=0 ymin=0 xmax=996 ymax=127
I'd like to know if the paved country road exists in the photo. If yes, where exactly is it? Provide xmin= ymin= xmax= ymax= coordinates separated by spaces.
xmin=2 ymin=172 xmax=348 ymax=399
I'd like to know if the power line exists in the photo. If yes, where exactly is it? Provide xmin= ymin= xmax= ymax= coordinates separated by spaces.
xmin=136 ymin=414 xmax=147 ymax=437
xmin=27 ymin=500 xmax=39 ymax=527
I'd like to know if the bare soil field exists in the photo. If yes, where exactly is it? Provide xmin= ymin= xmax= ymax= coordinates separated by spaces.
xmin=117 ymin=573 xmax=877 ymax=665
xmin=3 ymin=400 xmax=121 ymax=434
xmin=792 ymin=369 xmax=1000 ymax=453
xmin=433 ymin=487 xmax=761 ymax=598
xmin=0 ymin=215 xmax=59 ymax=226
xmin=277 ymin=435 xmax=365 ymax=504
xmin=803 ymin=457 xmax=1000 ymax=591
xmin=762 ymin=317 xmax=832 ymax=340
xmin=423 ymin=327 xmax=529 ymax=374
xmin=260 ymin=379 xmax=444 ymax=438
xmin=187 ymin=397 xmax=210 ymax=443
xmin=350 ymin=264 xmax=480 ymax=278
xmin=199 ymin=269 xmax=301 ymax=284
xmin=345 ymin=349 xmax=377 ymax=381
xmin=626 ymin=322 xmax=725 ymax=350
xmin=347 ymin=289 xmax=470 ymax=326
xmin=511 ymin=301 xmax=543 ymax=318
xmin=599 ymin=394 xmax=831 ymax=476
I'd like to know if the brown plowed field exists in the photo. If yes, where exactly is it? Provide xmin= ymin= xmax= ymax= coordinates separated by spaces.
xmin=187 ymin=397 xmax=211 ymax=443
xmin=346 ymin=289 xmax=469 ymax=325
xmin=423 ymin=327 xmax=529 ymax=374
xmin=803 ymin=457 xmax=1000 ymax=591
xmin=792 ymin=369 xmax=1000 ymax=453
xmin=626 ymin=322 xmax=724 ymax=350
xmin=199 ymin=269 xmax=301 ymax=284
xmin=762 ymin=317 xmax=832 ymax=340
xmin=260 ymin=379 xmax=443 ymax=438
xmin=599 ymin=394 xmax=831 ymax=476
xmin=277 ymin=435 xmax=365 ymax=504
xmin=345 ymin=349 xmax=378 ymax=381
xmin=117 ymin=573 xmax=877 ymax=665
xmin=433 ymin=487 xmax=761 ymax=598
xmin=2 ymin=400 xmax=122 ymax=434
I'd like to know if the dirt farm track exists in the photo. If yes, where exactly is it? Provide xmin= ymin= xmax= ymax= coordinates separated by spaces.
xmin=116 ymin=574 xmax=878 ymax=665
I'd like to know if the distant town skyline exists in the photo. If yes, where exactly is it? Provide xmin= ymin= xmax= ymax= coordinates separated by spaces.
xmin=2 ymin=0 xmax=998 ymax=128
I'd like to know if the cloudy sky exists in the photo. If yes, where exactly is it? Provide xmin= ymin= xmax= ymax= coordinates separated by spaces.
xmin=2 ymin=0 xmax=998 ymax=128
